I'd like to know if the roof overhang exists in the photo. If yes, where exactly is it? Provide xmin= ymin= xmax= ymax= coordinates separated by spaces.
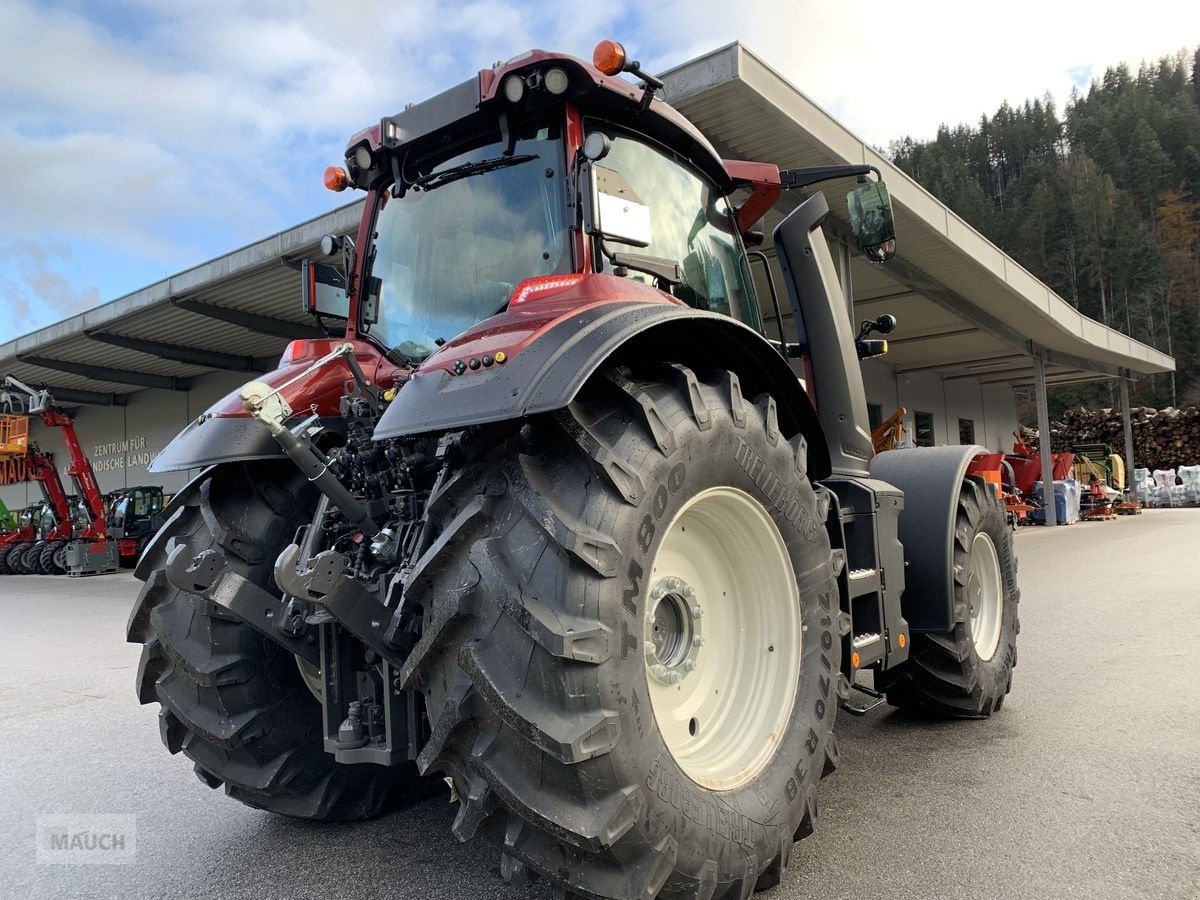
xmin=0 ymin=203 xmax=364 ymax=404
xmin=660 ymin=43 xmax=1175 ymax=384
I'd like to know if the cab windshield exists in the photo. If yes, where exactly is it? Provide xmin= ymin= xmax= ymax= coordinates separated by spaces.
xmin=588 ymin=125 xmax=762 ymax=331
xmin=362 ymin=120 xmax=570 ymax=359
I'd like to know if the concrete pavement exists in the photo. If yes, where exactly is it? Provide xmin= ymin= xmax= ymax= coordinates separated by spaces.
xmin=1 ymin=509 xmax=1198 ymax=899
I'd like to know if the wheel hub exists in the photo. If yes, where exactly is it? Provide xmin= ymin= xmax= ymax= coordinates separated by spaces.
xmin=646 ymin=577 xmax=703 ymax=684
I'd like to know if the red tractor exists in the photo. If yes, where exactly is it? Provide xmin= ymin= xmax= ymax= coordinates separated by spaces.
xmin=1 ymin=377 xmax=108 ymax=574
xmin=129 ymin=41 xmax=1019 ymax=899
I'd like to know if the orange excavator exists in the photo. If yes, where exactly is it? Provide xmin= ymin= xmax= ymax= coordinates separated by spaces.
xmin=0 ymin=377 xmax=107 ymax=574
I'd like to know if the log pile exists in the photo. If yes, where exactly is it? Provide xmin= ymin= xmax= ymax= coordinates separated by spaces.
xmin=1017 ymin=406 xmax=1200 ymax=472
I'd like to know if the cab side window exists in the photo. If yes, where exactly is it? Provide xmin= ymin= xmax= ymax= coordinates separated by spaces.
xmin=592 ymin=127 xmax=762 ymax=331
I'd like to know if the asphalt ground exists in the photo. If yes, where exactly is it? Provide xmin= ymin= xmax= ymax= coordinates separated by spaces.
xmin=1 ymin=509 xmax=1198 ymax=899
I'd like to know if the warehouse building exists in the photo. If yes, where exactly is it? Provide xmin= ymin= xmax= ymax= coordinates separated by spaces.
xmin=0 ymin=43 xmax=1174 ymax=525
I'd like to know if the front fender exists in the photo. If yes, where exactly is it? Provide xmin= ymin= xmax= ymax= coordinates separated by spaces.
xmin=869 ymin=444 xmax=989 ymax=633
xmin=149 ymin=338 xmax=395 ymax=474
xmin=149 ymin=416 xmax=287 ymax=473
xmin=374 ymin=300 xmax=831 ymax=478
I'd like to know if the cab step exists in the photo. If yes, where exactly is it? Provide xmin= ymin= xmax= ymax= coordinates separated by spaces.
xmin=840 ymin=680 xmax=886 ymax=717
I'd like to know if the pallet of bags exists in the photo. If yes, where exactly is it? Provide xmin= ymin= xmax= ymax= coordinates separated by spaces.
xmin=1151 ymin=469 xmax=1183 ymax=507
xmin=1133 ymin=468 xmax=1155 ymax=505
xmin=1179 ymin=465 xmax=1200 ymax=506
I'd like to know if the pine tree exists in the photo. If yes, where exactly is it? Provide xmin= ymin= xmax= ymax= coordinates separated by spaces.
xmin=887 ymin=43 xmax=1200 ymax=405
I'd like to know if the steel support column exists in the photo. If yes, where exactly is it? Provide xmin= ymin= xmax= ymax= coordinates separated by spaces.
xmin=1120 ymin=372 xmax=1135 ymax=496
xmin=1034 ymin=355 xmax=1057 ymax=526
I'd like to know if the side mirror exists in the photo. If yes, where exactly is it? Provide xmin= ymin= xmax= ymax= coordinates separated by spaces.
xmin=301 ymin=259 xmax=349 ymax=319
xmin=846 ymin=180 xmax=896 ymax=262
xmin=589 ymin=164 xmax=652 ymax=247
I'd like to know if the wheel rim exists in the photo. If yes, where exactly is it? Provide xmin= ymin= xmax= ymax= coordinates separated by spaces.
xmin=967 ymin=532 xmax=1003 ymax=661
xmin=645 ymin=486 xmax=801 ymax=791
xmin=296 ymin=658 xmax=324 ymax=702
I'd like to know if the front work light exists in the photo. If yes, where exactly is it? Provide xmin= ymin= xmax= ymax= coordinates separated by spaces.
xmin=502 ymin=74 xmax=525 ymax=103
xmin=544 ymin=66 xmax=569 ymax=94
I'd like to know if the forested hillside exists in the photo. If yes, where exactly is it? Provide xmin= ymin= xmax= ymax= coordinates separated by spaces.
xmin=888 ymin=47 xmax=1200 ymax=414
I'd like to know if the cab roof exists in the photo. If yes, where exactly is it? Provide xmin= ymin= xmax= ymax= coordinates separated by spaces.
xmin=343 ymin=49 xmax=734 ymax=193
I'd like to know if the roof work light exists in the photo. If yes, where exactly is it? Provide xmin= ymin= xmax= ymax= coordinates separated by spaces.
xmin=593 ymin=39 xmax=626 ymax=76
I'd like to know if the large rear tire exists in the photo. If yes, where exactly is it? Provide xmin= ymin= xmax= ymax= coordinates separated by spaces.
xmin=127 ymin=462 xmax=428 ymax=820
xmin=0 ymin=544 xmax=17 ymax=574
xmin=876 ymin=476 xmax=1019 ymax=716
xmin=403 ymin=365 xmax=842 ymax=899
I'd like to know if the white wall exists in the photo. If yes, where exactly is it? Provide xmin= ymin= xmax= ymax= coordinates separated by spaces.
xmin=887 ymin=370 xmax=1015 ymax=452
xmin=859 ymin=359 xmax=1016 ymax=452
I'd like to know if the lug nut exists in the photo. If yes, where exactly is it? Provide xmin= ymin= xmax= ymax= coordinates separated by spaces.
xmin=683 ymin=584 xmax=695 ymax=598
xmin=666 ymin=672 xmax=682 ymax=684
xmin=694 ymin=637 xmax=705 ymax=647
xmin=691 ymin=605 xmax=703 ymax=618
xmin=651 ymin=664 xmax=668 ymax=680
xmin=683 ymin=660 xmax=696 ymax=672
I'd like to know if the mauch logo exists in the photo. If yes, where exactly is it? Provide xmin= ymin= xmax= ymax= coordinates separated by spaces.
xmin=36 ymin=815 xmax=136 ymax=865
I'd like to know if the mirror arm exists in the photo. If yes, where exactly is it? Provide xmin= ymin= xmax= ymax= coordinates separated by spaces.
xmin=780 ymin=165 xmax=882 ymax=191
xmin=602 ymin=244 xmax=682 ymax=286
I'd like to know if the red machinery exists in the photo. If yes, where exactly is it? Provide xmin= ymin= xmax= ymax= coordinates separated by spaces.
xmin=0 ymin=377 xmax=107 ymax=574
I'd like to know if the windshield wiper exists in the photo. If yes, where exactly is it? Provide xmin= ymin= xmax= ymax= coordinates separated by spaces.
xmin=411 ymin=153 xmax=538 ymax=192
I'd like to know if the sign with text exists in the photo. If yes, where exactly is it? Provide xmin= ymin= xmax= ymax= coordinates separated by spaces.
xmin=36 ymin=814 xmax=137 ymax=865
xmin=90 ymin=435 xmax=159 ymax=473
xmin=0 ymin=453 xmax=51 ymax=485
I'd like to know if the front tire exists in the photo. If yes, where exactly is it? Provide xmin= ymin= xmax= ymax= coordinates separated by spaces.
xmin=23 ymin=542 xmax=45 ymax=575
xmin=39 ymin=541 xmax=66 ymax=575
xmin=403 ymin=365 xmax=842 ymax=899
xmin=6 ymin=542 xmax=32 ymax=574
xmin=127 ymin=462 xmax=425 ymax=820
xmin=877 ymin=476 xmax=1019 ymax=715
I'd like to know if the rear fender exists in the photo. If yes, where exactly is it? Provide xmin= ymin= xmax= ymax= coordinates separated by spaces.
xmin=869 ymin=444 xmax=989 ymax=633
xmin=374 ymin=299 xmax=831 ymax=478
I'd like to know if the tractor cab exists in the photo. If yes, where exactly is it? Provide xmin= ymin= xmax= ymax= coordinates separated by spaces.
xmin=305 ymin=41 xmax=895 ymax=367
xmin=28 ymin=501 xmax=56 ymax=539
xmin=306 ymin=43 xmax=762 ymax=357
xmin=107 ymin=486 xmax=164 ymax=539
xmin=107 ymin=485 xmax=164 ymax=564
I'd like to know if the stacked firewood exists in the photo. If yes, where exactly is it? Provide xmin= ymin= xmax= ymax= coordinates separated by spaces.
xmin=1017 ymin=406 xmax=1200 ymax=471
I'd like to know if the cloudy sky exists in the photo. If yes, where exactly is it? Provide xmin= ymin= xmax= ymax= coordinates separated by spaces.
xmin=1 ymin=0 xmax=1195 ymax=341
